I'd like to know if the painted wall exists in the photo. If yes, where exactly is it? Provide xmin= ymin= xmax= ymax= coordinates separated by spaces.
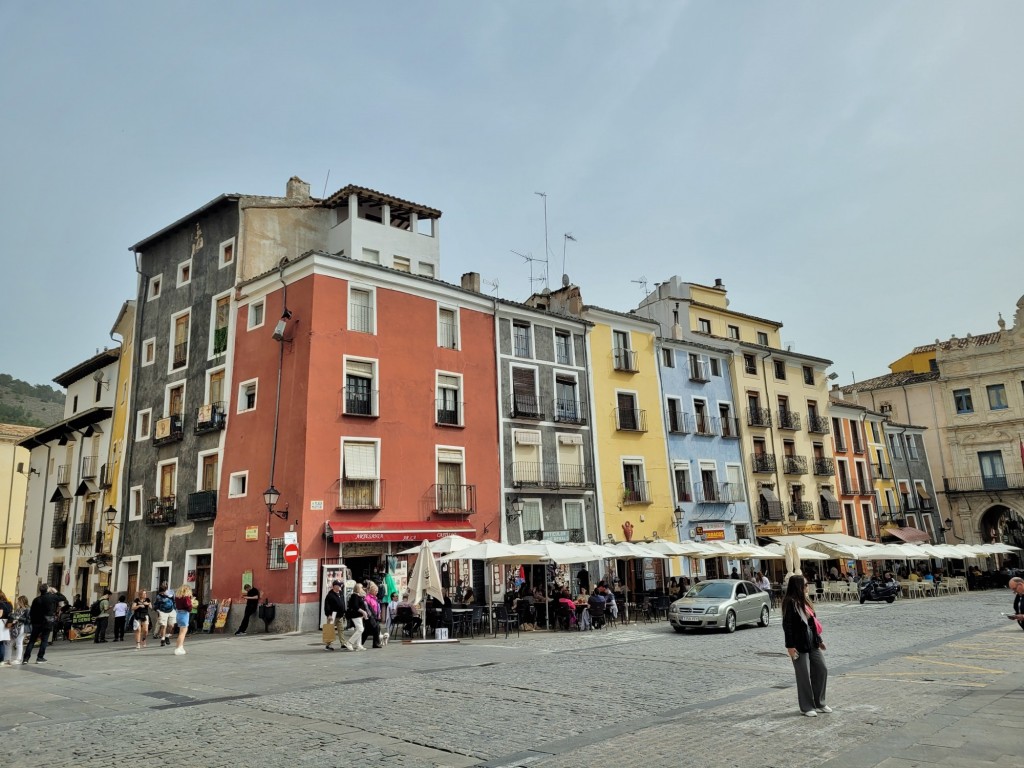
xmin=0 ymin=427 xmax=32 ymax=597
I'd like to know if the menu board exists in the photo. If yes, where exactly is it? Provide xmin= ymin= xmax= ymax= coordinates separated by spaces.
xmin=202 ymin=599 xmax=219 ymax=633
xmin=214 ymin=599 xmax=231 ymax=630
xmin=67 ymin=610 xmax=96 ymax=641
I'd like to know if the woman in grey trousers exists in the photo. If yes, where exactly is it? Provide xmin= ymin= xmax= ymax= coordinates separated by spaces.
xmin=782 ymin=575 xmax=831 ymax=717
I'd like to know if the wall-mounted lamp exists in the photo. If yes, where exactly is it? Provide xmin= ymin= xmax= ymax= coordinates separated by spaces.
xmin=265 ymin=485 xmax=288 ymax=520
xmin=506 ymin=496 xmax=524 ymax=522
xmin=103 ymin=505 xmax=120 ymax=529
xmin=272 ymin=309 xmax=294 ymax=342
xmin=827 ymin=372 xmax=840 ymax=381
xmin=16 ymin=462 xmax=39 ymax=476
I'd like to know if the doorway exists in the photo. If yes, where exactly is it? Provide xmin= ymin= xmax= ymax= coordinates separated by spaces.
xmin=194 ymin=555 xmax=211 ymax=603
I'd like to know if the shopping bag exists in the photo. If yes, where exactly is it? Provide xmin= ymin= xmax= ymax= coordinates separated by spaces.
xmin=322 ymin=621 xmax=336 ymax=645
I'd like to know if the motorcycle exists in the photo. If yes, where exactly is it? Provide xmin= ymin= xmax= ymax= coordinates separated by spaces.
xmin=859 ymin=577 xmax=899 ymax=604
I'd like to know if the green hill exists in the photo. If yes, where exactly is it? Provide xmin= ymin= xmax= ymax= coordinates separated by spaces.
xmin=0 ymin=374 xmax=65 ymax=427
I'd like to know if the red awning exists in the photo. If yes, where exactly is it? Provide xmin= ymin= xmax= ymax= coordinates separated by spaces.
xmin=326 ymin=520 xmax=476 ymax=544
xmin=887 ymin=526 xmax=931 ymax=544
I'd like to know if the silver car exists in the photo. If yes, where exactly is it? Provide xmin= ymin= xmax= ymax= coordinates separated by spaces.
xmin=668 ymin=579 xmax=771 ymax=633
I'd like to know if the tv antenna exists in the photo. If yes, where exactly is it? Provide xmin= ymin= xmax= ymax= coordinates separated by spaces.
xmin=631 ymin=276 xmax=649 ymax=297
xmin=512 ymin=250 xmax=547 ymax=293
xmin=562 ymin=233 xmax=576 ymax=277
xmin=481 ymin=277 xmax=500 ymax=296
xmin=534 ymin=191 xmax=550 ymax=290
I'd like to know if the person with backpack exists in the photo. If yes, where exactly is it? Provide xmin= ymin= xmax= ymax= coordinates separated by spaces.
xmin=92 ymin=589 xmax=111 ymax=643
xmin=153 ymin=582 xmax=176 ymax=647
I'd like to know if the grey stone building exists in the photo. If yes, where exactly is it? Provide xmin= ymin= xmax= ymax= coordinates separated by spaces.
xmin=881 ymin=421 xmax=943 ymax=544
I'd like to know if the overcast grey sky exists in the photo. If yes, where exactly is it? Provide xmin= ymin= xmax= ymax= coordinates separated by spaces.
xmin=2 ymin=2 xmax=1022 ymax=389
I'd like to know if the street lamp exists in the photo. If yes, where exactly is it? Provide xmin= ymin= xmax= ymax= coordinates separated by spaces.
xmin=264 ymin=485 xmax=287 ymax=520
xmin=104 ymin=505 xmax=120 ymax=528
xmin=506 ymin=496 xmax=524 ymax=523
xmin=941 ymin=517 xmax=963 ymax=542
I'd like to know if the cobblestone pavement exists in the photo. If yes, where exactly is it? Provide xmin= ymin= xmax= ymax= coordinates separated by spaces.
xmin=4 ymin=590 xmax=1023 ymax=767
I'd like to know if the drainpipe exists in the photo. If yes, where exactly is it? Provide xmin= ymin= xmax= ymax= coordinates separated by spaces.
xmin=105 ymin=324 xmax=125 ymax=589
xmin=759 ymin=349 xmax=780 ymax=513
xmin=33 ymin=445 xmax=52 ymax=577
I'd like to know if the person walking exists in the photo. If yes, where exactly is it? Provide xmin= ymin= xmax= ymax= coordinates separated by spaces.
xmin=24 ymin=584 xmax=56 ymax=663
xmin=93 ymin=590 xmax=111 ymax=643
xmin=782 ymin=575 xmax=830 ymax=717
xmin=112 ymin=594 xmax=128 ymax=641
xmin=362 ymin=582 xmax=383 ymax=649
xmin=153 ymin=582 xmax=176 ymax=647
xmin=234 ymin=583 xmax=260 ymax=636
xmin=341 ymin=583 xmax=368 ymax=651
xmin=172 ymin=585 xmax=193 ymax=656
xmin=1008 ymin=576 xmax=1024 ymax=630
xmin=323 ymin=580 xmax=346 ymax=651
xmin=7 ymin=596 xmax=29 ymax=665
xmin=0 ymin=590 xmax=12 ymax=664
xmin=132 ymin=590 xmax=152 ymax=649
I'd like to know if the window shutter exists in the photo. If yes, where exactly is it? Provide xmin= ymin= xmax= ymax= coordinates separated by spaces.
xmin=514 ymin=430 xmax=541 ymax=445
xmin=512 ymin=367 xmax=535 ymax=395
xmin=343 ymin=443 xmax=377 ymax=479
xmin=346 ymin=360 xmax=374 ymax=377
xmin=437 ymin=448 xmax=463 ymax=464
xmin=557 ymin=433 xmax=582 ymax=445
xmin=438 ymin=374 xmax=459 ymax=390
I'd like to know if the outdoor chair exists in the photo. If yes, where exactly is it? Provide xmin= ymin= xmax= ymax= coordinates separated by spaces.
xmin=470 ymin=605 xmax=484 ymax=634
xmin=654 ymin=595 xmax=671 ymax=619
xmin=588 ymin=601 xmax=606 ymax=629
xmin=604 ymin=603 xmax=618 ymax=628
xmin=394 ymin=606 xmax=421 ymax=638
xmin=493 ymin=605 xmax=520 ymax=638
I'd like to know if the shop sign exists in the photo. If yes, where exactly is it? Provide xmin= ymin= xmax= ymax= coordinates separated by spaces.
xmin=245 ymin=526 xmax=259 ymax=541
xmin=545 ymin=530 xmax=570 ymax=542
xmin=756 ymin=525 xmax=785 ymax=536
xmin=704 ymin=529 xmax=726 ymax=541
xmin=794 ymin=524 xmax=825 ymax=533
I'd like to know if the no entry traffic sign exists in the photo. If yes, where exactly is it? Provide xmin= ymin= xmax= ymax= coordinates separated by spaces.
xmin=283 ymin=542 xmax=300 ymax=564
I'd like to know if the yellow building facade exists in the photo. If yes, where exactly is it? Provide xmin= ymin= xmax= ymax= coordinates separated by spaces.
xmin=0 ymin=423 xmax=36 ymax=597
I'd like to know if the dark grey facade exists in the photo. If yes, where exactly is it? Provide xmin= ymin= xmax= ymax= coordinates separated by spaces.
xmin=882 ymin=423 xmax=943 ymax=543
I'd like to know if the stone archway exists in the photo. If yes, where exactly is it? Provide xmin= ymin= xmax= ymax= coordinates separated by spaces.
xmin=977 ymin=503 xmax=1024 ymax=567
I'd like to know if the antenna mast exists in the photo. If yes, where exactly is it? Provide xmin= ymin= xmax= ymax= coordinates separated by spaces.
xmin=534 ymin=192 xmax=550 ymax=290
xmin=512 ymin=250 xmax=546 ymax=295
xmin=562 ymin=233 xmax=576 ymax=278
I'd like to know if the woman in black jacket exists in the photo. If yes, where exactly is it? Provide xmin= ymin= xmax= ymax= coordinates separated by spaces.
xmin=782 ymin=575 xmax=830 ymax=717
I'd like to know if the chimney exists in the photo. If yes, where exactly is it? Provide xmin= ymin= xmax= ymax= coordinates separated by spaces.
xmin=286 ymin=176 xmax=310 ymax=200
xmin=461 ymin=272 xmax=481 ymax=293
xmin=714 ymin=278 xmax=725 ymax=290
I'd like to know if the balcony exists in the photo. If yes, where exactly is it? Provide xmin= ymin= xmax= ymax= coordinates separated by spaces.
xmin=194 ymin=402 xmax=227 ymax=434
xmin=839 ymin=477 xmax=857 ymax=495
xmin=435 ymin=399 xmax=463 ymax=427
xmin=612 ymin=347 xmax=638 ymax=372
xmin=213 ymin=325 xmax=228 ymax=355
xmin=522 ymin=528 xmax=544 ymax=541
xmin=813 ymin=458 xmax=835 ymax=476
xmin=719 ymin=416 xmax=741 ymax=438
xmin=694 ymin=482 xmax=744 ymax=504
xmin=509 ymin=393 xmax=543 ymax=420
xmin=153 ymin=414 xmax=184 ymax=447
xmin=689 ymin=361 xmax=710 ymax=383
xmin=807 ymin=415 xmax=830 ymax=434
xmin=57 ymin=464 xmax=71 ymax=486
xmin=819 ymin=499 xmax=841 ymax=520
xmin=666 ymin=410 xmax=692 ymax=434
xmin=751 ymin=453 xmax=777 ymax=473
xmin=747 ymin=407 xmax=772 ymax=428
xmin=338 ymin=479 xmax=385 ymax=510
xmin=789 ymin=501 xmax=814 ymax=520
xmin=511 ymin=462 xmax=595 ymax=490
xmin=172 ymin=341 xmax=188 ymax=369
xmin=73 ymin=519 xmax=94 ymax=546
xmin=99 ymin=463 xmax=113 ymax=489
xmin=432 ymin=483 xmax=476 ymax=515
xmin=877 ymin=506 xmax=905 ymax=526
xmin=81 ymin=455 xmax=99 ymax=479
xmin=874 ymin=463 xmax=892 ymax=479
xmin=777 ymin=410 xmax=802 ymax=430
xmin=51 ymin=521 xmax=68 ymax=548
xmin=187 ymin=490 xmax=217 ymax=521
xmin=943 ymin=474 xmax=1024 ymax=494
xmin=759 ymin=500 xmax=784 ymax=522
xmin=343 ymin=388 xmax=378 ymax=418
xmin=693 ymin=414 xmax=715 ymax=436
xmin=783 ymin=456 xmax=808 ymax=475
xmin=851 ymin=439 xmax=865 ymax=455
xmin=621 ymin=481 xmax=652 ymax=505
xmin=145 ymin=497 xmax=177 ymax=526
xmin=553 ymin=398 xmax=587 ymax=425
xmin=615 ymin=408 xmax=648 ymax=432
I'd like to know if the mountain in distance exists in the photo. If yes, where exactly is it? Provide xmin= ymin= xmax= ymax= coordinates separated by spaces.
xmin=0 ymin=373 xmax=65 ymax=427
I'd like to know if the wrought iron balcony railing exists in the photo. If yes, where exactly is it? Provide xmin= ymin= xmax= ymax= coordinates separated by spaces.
xmin=509 ymin=393 xmax=543 ymax=420
xmin=344 ymin=387 xmax=378 ymax=417
xmin=747 ymin=407 xmax=772 ymax=428
xmin=73 ymin=519 xmax=94 ymax=546
xmin=943 ymin=474 xmax=1024 ymax=493
xmin=81 ymin=455 xmax=99 ymax=479
xmin=553 ymin=398 xmax=587 ymax=425
xmin=436 ymin=399 xmax=463 ymax=427
xmin=195 ymin=402 xmax=227 ymax=433
xmin=50 ymin=521 xmax=68 ymax=549
xmin=621 ymin=481 xmax=652 ymax=505
xmin=759 ymin=500 xmax=784 ymax=522
xmin=511 ymin=462 xmax=595 ymax=489
xmin=338 ymin=479 xmax=385 ymax=510
xmin=432 ymin=483 xmax=476 ymax=515
xmin=851 ymin=438 xmax=865 ymax=454
xmin=789 ymin=501 xmax=814 ymax=520
xmin=719 ymin=416 xmax=741 ymax=438
xmin=693 ymin=482 xmax=744 ymax=504
xmin=751 ymin=453 xmax=777 ymax=473
xmin=819 ymin=499 xmax=841 ymax=520
xmin=172 ymin=341 xmax=188 ymax=369
xmin=784 ymin=456 xmax=808 ymax=474
xmin=777 ymin=410 xmax=802 ymax=430
xmin=806 ymin=415 xmax=830 ymax=434
xmin=689 ymin=361 xmax=710 ymax=382
xmin=187 ymin=490 xmax=217 ymax=521
xmin=839 ymin=477 xmax=857 ymax=495
xmin=667 ymin=410 xmax=692 ymax=434
xmin=693 ymin=414 xmax=715 ymax=436
xmin=615 ymin=408 xmax=647 ymax=432
xmin=813 ymin=458 xmax=835 ymax=476
xmin=613 ymin=347 xmax=638 ymax=372
xmin=877 ymin=505 xmax=905 ymax=525
xmin=145 ymin=496 xmax=177 ymax=526
xmin=153 ymin=414 xmax=184 ymax=447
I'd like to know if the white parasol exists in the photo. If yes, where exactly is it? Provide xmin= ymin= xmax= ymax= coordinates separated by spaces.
xmin=406 ymin=540 xmax=444 ymax=639
xmin=784 ymin=540 xmax=801 ymax=582
xmin=398 ymin=534 xmax=478 ymax=556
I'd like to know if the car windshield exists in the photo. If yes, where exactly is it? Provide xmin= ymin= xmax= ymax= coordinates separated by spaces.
xmin=685 ymin=582 xmax=734 ymax=599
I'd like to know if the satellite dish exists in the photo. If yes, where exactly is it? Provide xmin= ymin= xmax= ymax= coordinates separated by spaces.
xmin=93 ymin=370 xmax=105 ymax=382
xmin=562 ymin=274 xmax=570 ymax=287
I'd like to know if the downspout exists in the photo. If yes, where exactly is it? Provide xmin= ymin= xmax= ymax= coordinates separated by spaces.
xmin=492 ymin=298 xmax=505 ymax=547
xmin=106 ymin=323 xmax=125 ymax=587
xmin=759 ymin=350 xmax=780 ymax=513
xmin=266 ymin=259 xmax=289 ymax=547
xmin=33 ymin=445 xmax=52 ymax=576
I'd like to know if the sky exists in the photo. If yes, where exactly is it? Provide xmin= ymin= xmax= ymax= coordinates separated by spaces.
xmin=2 ymin=2 xmax=1023 ymax=389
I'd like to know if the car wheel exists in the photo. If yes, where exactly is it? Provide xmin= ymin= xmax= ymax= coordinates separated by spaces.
xmin=886 ymin=596 xmax=895 ymax=604
xmin=673 ymin=626 xmax=687 ymax=634
xmin=758 ymin=606 xmax=770 ymax=627
xmin=724 ymin=610 xmax=737 ymax=633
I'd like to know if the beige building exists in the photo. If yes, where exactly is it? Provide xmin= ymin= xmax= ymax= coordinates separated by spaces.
xmin=0 ymin=423 xmax=36 ymax=597
xmin=841 ymin=296 xmax=1024 ymax=552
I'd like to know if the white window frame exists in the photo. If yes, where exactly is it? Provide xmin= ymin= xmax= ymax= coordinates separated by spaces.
xmin=561 ymin=499 xmax=587 ymax=540
xmin=725 ymin=463 xmax=744 ymax=501
xmin=341 ymin=437 xmax=382 ymax=480
xmin=135 ymin=408 xmax=152 ymax=441
xmin=268 ymin=538 xmax=287 ymax=570
xmin=437 ymin=304 xmax=460 ymax=350
xmin=141 ymin=337 xmax=156 ymax=367
xmin=906 ymin=435 xmax=920 ymax=460
xmin=247 ymin=299 xmax=265 ymax=331
xmin=348 ymin=284 xmax=377 ymax=335
xmin=621 ymin=457 xmax=647 ymax=498
xmin=343 ymin=356 xmax=379 ymax=417
xmin=888 ymin=433 xmax=903 ymax=459
xmin=710 ymin=357 xmax=722 ymax=377
xmin=167 ymin=308 xmax=191 ymax=374
xmin=392 ymin=255 xmax=411 ymax=273
xmin=209 ymin=290 xmax=232 ymax=360
xmin=418 ymin=261 xmax=435 ymax=278
xmin=228 ymin=470 xmax=249 ymax=498
xmin=666 ymin=396 xmax=685 ymax=433
xmin=436 ymin=371 xmax=464 ymax=427
xmin=117 ymin=555 xmax=141 ymax=594
xmin=360 ymin=248 xmax=380 ymax=264
xmin=237 ymin=379 xmax=258 ymax=414
xmin=176 ymin=259 xmax=192 ymax=288
xmin=673 ymin=461 xmax=692 ymax=505
xmin=614 ymin=388 xmax=640 ymax=430
xmin=662 ymin=348 xmax=675 ymax=368
xmin=512 ymin=429 xmax=543 ymax=484
xmin=204 ymin=365 xmax=227 ymax=406
xmin=155 ymin=457 xmax=178 ymax=500
xmin=691 ymin=396 xmax=711 ymax=434
xmin=128 ymin=485 xmax=144 ymax=521
xmin=218 ymin=238 xmax=236 ymax=270
xmin=554 ymin=329 xmax=574 ymax=366
xmin=516 ymin=497 xmax=543 ymax=540
xmin=196 ymin=449 xmax=220 ymax=492
xmin=184 ymin=549 xmax=214 ymax=586
xmin=151 ymin=560 xmax=173 ymax=592
xmin=512 ymin=320 xmax=534 ymax=358
xmin=147 ymin=274 xmax=162 ymax=302
xmin=164 ymin=380 xmax=186 ymax=419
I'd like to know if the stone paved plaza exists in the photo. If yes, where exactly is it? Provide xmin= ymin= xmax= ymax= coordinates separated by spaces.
xmin=4 ymin=589 xmax=1023 ymax=767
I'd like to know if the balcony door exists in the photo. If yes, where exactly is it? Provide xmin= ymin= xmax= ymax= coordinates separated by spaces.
xmin=209 ymin=369 xmax=225 ymax=406
xmin=201 ymin=454 xmax=218 ymax=492
xmin=979 ymin=451 xmax=1007 ymax=490
xmin=160 ymin=463 xmax=176 ymax=500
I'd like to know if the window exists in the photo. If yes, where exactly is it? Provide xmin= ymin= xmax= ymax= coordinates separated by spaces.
xmin=688 ymin=353 xmax=709 ymax=381
xmin=438 ymin=307 xmax=459 ymax=349
xmin=437 ymin=373 xmax=462 ymax=426
xmin=906 ymin=435 xmax=920 ymax=460
xmin=726 ymin=464 xmax=744 ymax=501
xmin=616 ymin=392 xmax=641 ymax=430
xmin=219 ymin=239 xmax=235 ymax=269
xmin=248 ymin=299 xmax=265 ymax=330
xmin=862 ymin=503 xmax=875 ymax=539
xmin=888 ymin=433 xmax=903 ymax=459
xmin=393 ymin=255 xmax=411 ymax=273
xmin=511 ymin=367 xmax=540 ymax=417
xmin=953 ymin=388 xmax=973 ymax=414
xmin=199 ymin=453 xmax=219 ymax=492
xmin=719 ymin=402 xmax=736 ymax=437
xmin=661 ymin=348 xmax=674 ymax=368
xmin=622 ymin=461 xmax=648 ymax=504
xmin=556 ymin=434 xmax=585 ymax=486
xmin=987 ymin=384 xmax=1008 ymax=410
xmin=802 ymin=366 xmax=814 ymax=385
xmin=612 ymin=330 xmax=635 ymax=371
xmin=212 ymin=294 xmax=230 ymax=356
xmin=341 ymin=440 xmax=381 ymax=508
xmin=844 ymin=503 xmax=858 ymax=537
xmin=698 ymin=463 xmax=719 ymax=502
xmin=666 ymin=398 xmax=685 ymax=433
xmin=349 ymin=287 xmax=374 ymax=334
xmin=512 ymin=430 xmax=542 ymax=485
xmin=419 ymin=262 xmax=435 ymax=278
xmin=135 ymin=409 xmax=152 ymax=441
xmin=555 ymin=331 xmax=573 ymax=365
xmin=166 ymin=382 xmax=184 ymax=418
xmin=148 ymin=275 xmax=162 ymax=301
xmin=360 ymin=248 xmax=380 ymax=264
xmin=563 ymin=500 xmax=585 ymax=538
xmin=710 ymin=357 xmax=721 ymax=376
xmin=238 ymin=380 xmax=257 ymax=413
xmin=978 ymin=450 xmax=1006 ymax=488
xmin=693 ymin=398 xmax=711 ymax=434
xmin=268 ymin=538 xmax=286 ymax=570
xmin=157 ymin=460 xmax=177 ymax=501
xmin=830 ymin=418 xmax=843 ymax=450
xmin=228 ymin=472 xmax=248 ymax=498
xmin=436 ymin=448 xmax=467 ymax=512
xmin=520 ymin=500 xmax=542 ymax=539
xmin=743 ymin=354 xmax=757 ymax=375
xmin=513 ymin=322 xmax=532 ymax=358
xmin=142 ymin=338 xmax=156 ymax=367
xmin=129 ymin=486 xmax=143 ymax=521
xmin=554 ymin=375 xmax=581 ymax=422
xmin=870 ymin=421 xmax=881 ymax=442
xmin=344 ymin=358 xmax=377 ymax=417
xmin=756 ymin=331 xmax=769 ymax=345
xmin=177 ymin=260 xmax=191 ymax=287
xmin=673 ymin=464 xmax=692 ymax=503
xmin=697 ymin=318 xmax=711 ymax=334
xmin=169 ymin=311 xmax=190 ymax=371
xmin=727 ymin=325 xmax=740 ymax=340
xmin=850 ymin=422 xmax=863 ymax=453
xmin=773 ymin=359 xmax=786 ymax=380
